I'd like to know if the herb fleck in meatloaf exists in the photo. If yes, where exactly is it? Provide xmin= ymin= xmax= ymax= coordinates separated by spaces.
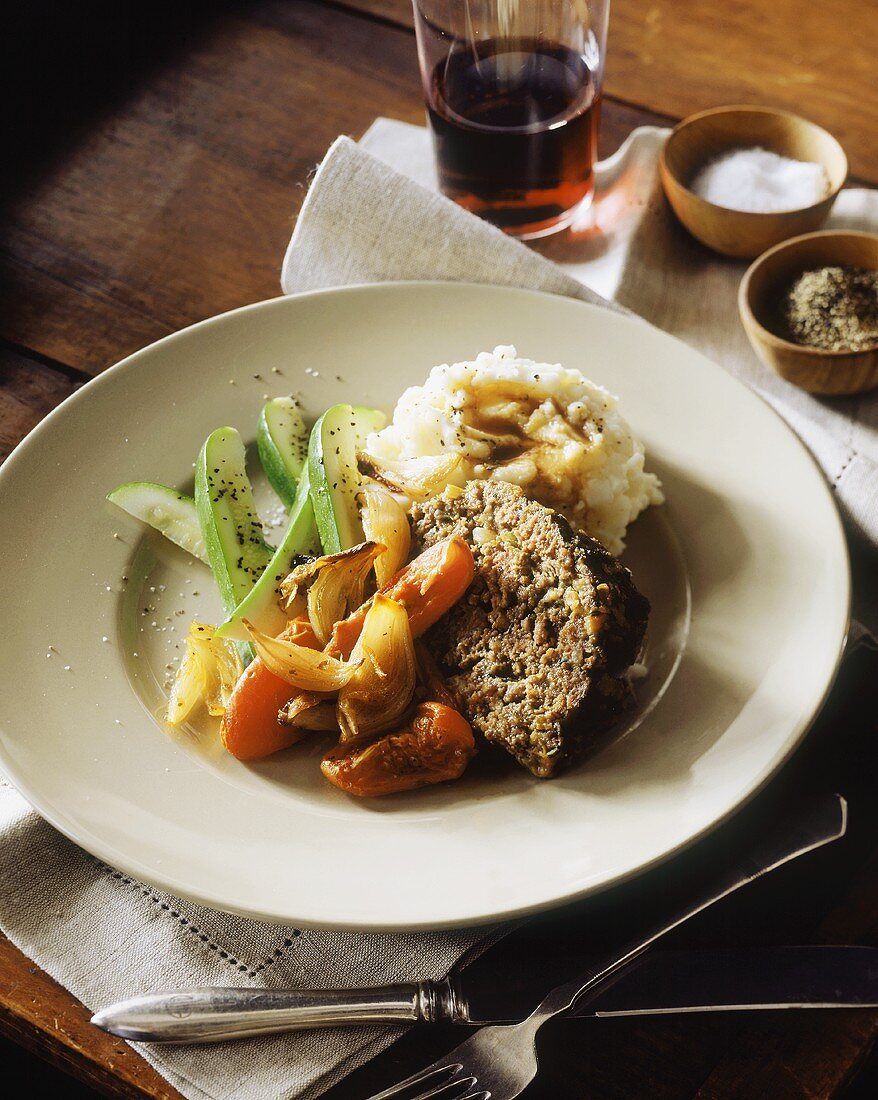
xmin=410 ymin=481 xmax=649 ymax=778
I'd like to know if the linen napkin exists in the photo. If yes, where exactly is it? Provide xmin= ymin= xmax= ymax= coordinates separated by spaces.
xmin=1 ymin=119 xmax=876 ymax=1100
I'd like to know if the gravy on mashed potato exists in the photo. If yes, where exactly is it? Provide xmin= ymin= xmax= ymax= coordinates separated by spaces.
xmin=364 ymin=345 xmax=663 ymax=555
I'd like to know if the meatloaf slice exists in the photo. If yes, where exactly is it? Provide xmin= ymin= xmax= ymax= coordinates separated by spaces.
xmin=409 ymin=481 xmax=649 ymax=778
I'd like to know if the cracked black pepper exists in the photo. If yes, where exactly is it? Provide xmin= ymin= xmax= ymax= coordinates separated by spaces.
xmin=783 ymin=265 xmax=878 ymax=352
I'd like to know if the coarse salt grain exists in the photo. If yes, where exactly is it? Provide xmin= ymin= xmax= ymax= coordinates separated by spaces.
xmin=690 ymin=147 xmax=829 ymax=213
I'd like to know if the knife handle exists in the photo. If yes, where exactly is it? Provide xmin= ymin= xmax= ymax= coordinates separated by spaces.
xmin=91 ymin=981 xmax=459 ymax=1042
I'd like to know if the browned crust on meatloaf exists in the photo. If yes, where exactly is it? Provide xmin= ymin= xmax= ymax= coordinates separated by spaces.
xmin=409 ymin=481 xmax=649 ymax=778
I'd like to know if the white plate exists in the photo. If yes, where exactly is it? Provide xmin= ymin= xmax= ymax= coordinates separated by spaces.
xmin=0 ymin=283 xmax=849 ymax=930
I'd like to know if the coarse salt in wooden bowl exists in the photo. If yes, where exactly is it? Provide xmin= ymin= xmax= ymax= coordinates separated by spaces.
xmin=660 ymin=106 xmax=848 ymax=259
xmin=739 ymin=230 xmax=878 ymax=395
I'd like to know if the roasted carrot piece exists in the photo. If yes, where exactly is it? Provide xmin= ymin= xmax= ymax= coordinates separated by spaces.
xmin=223 ymin=540 xmax=474 ymax=763
xmin=221 ymin=617 xmax=320 ymax=761
xmin=329 ymin=537 xmax=474 ymax=659
xmin=321 ymin=701 xmax=475 ymax=797
xmin=221 ymin=660 xmax=304 ymax=760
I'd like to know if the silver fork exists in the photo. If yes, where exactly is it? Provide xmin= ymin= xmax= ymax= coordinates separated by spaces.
xmin=367 ymin=793 xmax=847 ymax=1100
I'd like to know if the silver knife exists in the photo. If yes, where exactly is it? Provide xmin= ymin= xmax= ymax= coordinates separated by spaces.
xmin=91 ymin=945 xmax=878 ymax=1041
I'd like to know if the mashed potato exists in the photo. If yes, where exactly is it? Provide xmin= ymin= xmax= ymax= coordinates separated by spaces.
xmin=365 ymin=346 xmax=663 ymax=556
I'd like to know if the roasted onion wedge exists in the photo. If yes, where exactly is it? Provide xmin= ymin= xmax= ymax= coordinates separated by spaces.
xmin=321 ymin=702 xmax=476 ymax=797
xmin=360 ymin=486 xmax=411 ymax=587
xmin=166 ymin=621 xmax=243 ymax=725
xmin=242 ymin=618 xmax=360 ymax=692
xmin=336 ymin=593 xmax=417 ymax=742
xmin=284 ymin=701 xmax=338 ymax=731
xmin=358 ymin=453 xmax=461 ymax=501
xmin=278 ymin=541 xmax=383 ymax=645
xmin=279 ymin=690 xmax=335 ymax=729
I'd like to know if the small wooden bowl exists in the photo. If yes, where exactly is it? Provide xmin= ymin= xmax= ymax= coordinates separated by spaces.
xmin=739 ymin=230 xmax=878 ymax=395
xmin=660 ymin=106 xmax=847 ymax=259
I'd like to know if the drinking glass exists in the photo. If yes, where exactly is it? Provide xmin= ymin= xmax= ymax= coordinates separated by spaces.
xmin=413 ymin=0 xmax=610 ymax=238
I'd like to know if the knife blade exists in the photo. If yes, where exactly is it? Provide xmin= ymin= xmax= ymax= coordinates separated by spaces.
xmin=448 ymin=793 xmax=849 ymax=1025
xmin=464 ymin=946 xmax=878 ymax=1023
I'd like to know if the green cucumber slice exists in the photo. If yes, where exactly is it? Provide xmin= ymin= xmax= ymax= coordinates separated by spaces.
xmin=215 ymin=461 xmax=319 ymax=642
xmin=308 ymin=405 xmax=386 ymax=554
xmin=257 ymin=397 xmax=308 ymax=509
xmin=194 ymin=427 xmax=274 ymax=616
xmin=352 ymin=406 xmax=387 ymax=447
xmin=107 ymin=482 xmax=209 ymax=564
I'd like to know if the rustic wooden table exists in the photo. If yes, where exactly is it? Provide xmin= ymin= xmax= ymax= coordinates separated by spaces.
xmin=2 ymin=2 xmax=876 ymax=1097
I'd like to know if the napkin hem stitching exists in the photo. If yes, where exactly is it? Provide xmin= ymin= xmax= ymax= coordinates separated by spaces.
xmin=99 ymin=862 xmax=301 ymax=978
xmin=832 ymin=395 xmax=860 ymax=487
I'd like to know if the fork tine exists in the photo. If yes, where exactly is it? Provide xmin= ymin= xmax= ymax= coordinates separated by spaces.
xmin=419 ymin=1078 xmax=480 ymax=1100
xmin=365 ymin=1062 xmax=466 ymax=1100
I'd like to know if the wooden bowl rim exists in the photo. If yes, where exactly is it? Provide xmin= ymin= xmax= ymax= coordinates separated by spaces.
xmin=661 ymin=105 xmax=848 ymax=219
xmin=738 ymin=229 xmax=878 ymax=358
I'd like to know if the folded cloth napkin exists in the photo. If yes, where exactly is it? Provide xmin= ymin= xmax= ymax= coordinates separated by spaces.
xmin=2 ymin=120 xmax=876 ymax=1100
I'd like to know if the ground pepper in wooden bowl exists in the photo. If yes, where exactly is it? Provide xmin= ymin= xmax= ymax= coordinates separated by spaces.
xmin=738 ymin=230 xmax=878 ymax=395
xmin=784 ymin=265 xmax=878 ymax=352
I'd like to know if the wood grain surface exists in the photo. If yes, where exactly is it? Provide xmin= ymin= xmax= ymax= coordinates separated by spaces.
xmin=338 ymin=0 xmax=877 ymax=182
xmin=0 ymin=930 xmax=181 ymax=1100
xmin=1 ymin=0 xmax=668 ymax=379
xmin=1 ymin=0 xmax=876 ymax=1097
xmin=0 ymin=348 xmax=80 ymax=462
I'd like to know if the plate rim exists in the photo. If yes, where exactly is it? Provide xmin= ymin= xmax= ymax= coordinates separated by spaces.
xmin=0 ymin=280 xmax=852 ymax=930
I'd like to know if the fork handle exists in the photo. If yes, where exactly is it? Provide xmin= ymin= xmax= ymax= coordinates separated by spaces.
xmin=91 ymin=981 xmax=458 ymax=1042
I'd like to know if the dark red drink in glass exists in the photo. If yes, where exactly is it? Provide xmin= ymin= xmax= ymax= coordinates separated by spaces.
xmin=414 ymin=2 xmax=610 ymax=238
